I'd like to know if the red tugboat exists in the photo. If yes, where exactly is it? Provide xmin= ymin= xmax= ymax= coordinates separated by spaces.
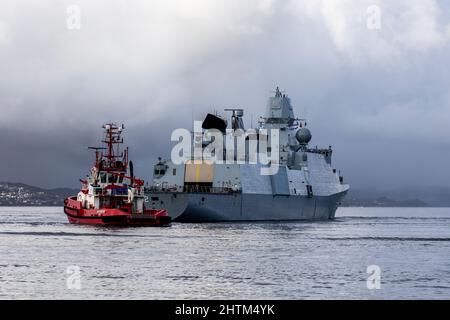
xmin=64 ymin=123 xmax=171 ymax=226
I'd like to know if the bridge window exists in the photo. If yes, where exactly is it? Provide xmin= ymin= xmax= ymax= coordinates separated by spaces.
xmin=108 ymin=174 xmax=115 ymax=183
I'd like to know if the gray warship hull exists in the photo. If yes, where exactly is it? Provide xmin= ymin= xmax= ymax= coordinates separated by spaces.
xmin=146 ymin=154 xmax=349 ymax=222
xmin=147 ymin=190 xmax=347 ymax=222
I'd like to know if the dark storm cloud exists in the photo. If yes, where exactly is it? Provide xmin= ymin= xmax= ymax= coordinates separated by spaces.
xmin=0 ymin=0 xmax=450 ymax=188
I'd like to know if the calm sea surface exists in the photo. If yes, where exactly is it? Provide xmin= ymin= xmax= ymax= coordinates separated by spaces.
xmin=0 ymin=207 xmax=449 ymax=299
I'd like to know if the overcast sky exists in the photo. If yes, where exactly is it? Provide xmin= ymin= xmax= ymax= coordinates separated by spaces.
xmin=0 ymin=0 xmax=449 ymax=189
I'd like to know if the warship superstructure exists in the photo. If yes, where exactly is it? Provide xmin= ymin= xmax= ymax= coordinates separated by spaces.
xmin=146 ymin=87 xmax=349 ymax=222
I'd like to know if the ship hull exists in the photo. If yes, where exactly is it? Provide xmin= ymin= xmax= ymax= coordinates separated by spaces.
xmin=64 ymin=197 xmax=171 ymax=226
xmin=146 ymin=191 xmax=348 ymax=222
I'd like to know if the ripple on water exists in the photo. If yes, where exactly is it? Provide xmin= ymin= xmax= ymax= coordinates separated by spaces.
xmin=0 ymin=207 xmax=449 ymax=299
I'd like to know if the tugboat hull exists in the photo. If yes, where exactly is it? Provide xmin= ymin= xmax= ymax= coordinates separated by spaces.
xmin=64 ymin=197 xmax=171 ymax=227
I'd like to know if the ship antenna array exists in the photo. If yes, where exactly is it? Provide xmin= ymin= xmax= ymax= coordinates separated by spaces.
xmin=224 ymin=108 xmax=245 ymax=130
xmin=97 ymin=123 xmax=128 ymax=170
xmin=271 ymin=86 xmax=286 ymax=97
xmin=294 ymin=118 xmax=307 ymax=128
xmin=88 ymin=147 xmax=107 ymax=166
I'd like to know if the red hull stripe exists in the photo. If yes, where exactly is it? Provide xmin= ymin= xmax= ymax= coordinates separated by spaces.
xmin=64 ymin=207 xmax=127 ymax=220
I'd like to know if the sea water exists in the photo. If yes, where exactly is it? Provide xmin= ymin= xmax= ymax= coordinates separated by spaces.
xmin=0 ymin=207 xmax=449 ymax=299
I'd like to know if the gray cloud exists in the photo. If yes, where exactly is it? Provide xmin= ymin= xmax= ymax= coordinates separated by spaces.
xmin=0 ymin=0 xmax=449 ymax=189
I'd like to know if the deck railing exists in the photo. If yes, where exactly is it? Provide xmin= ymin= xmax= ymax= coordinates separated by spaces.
xmin=146 ymin=186 xmax=240 ymax=195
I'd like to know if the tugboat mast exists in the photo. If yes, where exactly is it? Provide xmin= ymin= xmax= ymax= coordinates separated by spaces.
xmin=90 ymin=123 xmax=129 ymax=173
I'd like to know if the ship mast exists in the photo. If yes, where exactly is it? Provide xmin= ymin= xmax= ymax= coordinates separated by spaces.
xmin=89 ymin=123 xmax=128 ymax=173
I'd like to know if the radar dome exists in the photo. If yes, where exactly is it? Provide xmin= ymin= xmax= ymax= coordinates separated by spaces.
xmin=296 ymin=128 xmax=312 ymax=144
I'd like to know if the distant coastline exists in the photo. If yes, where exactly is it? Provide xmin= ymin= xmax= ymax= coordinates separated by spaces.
xmin=0 ymin=182 xmax=78 ymax=207
xmin=1 ymin=182 xmax=449 ymax=208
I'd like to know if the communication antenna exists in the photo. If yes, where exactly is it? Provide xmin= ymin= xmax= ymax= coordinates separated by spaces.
xmin=271 ymin=86 xmax=286 ymax=97
xmin=87 ymin=147 xmax=107 ymax=166
xmin=191 ymin=105 xmax=194 ymax=131
xmin=224 ymin=108 xmax=245 ymax=130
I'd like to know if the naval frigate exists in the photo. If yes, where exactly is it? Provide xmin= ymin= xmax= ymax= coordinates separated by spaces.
xmin=145 ymin=87 xmax=349 ymax=222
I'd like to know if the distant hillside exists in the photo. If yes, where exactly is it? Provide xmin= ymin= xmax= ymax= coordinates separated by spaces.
xmin=0 ymin=182 xmax=448 ymax=207
xmin=0 ymin=182 xmax=78 ymax=206
xmin=340 ymin=187 xmax=450 ymax=207
xmin=341 ymin=193 xmax=429 ymax=207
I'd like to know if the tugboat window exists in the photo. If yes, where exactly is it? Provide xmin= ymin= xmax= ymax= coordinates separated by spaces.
xmin=108 ymin=174 xmax=114 ymax=183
